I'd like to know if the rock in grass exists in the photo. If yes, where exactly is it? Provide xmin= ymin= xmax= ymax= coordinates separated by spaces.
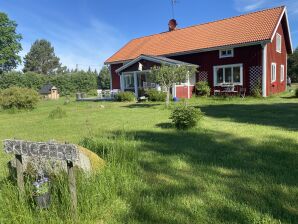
xmin=8 ymin=145 xmax=105 ymax=176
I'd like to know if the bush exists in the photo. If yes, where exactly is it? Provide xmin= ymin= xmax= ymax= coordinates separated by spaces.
xmin=170 ymin=104 xmax=203 ymax=130
xmin=115 ymin=91 xmax=135 ymax=102
xmin=195 ymin=81 xmax=210 ymax=96
xmin=87 ymin=89 xmax=98 ymax=97
xmin=48 ymin=107 xmax=67 ymax=119
xmin=295 ymin=88 xmax=298 ymax=98
xmin=0 ymin=87 xmax=40 ymax=110
xmin=146 ymin=89 xmax=167 ymax=101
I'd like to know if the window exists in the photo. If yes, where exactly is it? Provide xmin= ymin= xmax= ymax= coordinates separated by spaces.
xmin=280 ymin=65 xmax=285 ymax=82
xmin=123 ymin=73 xmax=134 ymax=89
xmin=219 ymin=49 xmax=234 ymax=58
xmin=276 ymin=33 xmax=282 ymax=53
xmin=271 ymin=63 xmax=276 ymax=83
xmin=213 ymin=64 xmax=243 ymax=86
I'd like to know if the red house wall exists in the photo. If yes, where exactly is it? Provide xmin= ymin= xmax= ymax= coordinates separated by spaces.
xmin=110 ymin=63 xmax=123 ymax=89
xmin=176 ymin=85 xmax=195 ymax=99
xmin=169 ymin=45 xmax=263 ymax=94
xmin=266 ymin=20 xmax=288 ymax=96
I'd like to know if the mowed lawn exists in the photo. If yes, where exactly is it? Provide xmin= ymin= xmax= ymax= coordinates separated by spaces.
xmin=0 ymin=89 xmax=297 ymax=224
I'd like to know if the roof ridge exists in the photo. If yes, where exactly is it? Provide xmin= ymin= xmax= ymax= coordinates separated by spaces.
xmin=131 ymin=5 xmax=285 ymax=41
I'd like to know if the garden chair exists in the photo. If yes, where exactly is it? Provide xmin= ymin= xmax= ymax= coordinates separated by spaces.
xmin=240 ymin=87 xmax=246 ymax=98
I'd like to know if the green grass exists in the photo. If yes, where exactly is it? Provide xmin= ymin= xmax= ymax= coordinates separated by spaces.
xmin=0 ymin=86 xmax=297 ymax=224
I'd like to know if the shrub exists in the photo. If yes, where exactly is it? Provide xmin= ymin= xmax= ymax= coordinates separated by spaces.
xmin=170 ymin=104 xmax=203 ymax=130
xmin=48 ymin=107 xmax=67 ymax=119
xmin=146 ymin=89 xmax=167 ymax=101
xmin=195 ymin=81 xmax=210 ymax=96
xmin=0 ymin=87 xmax=40 ymax=110
xmin=115 ymin=91 xmax=135 ymax=102
xmin=295 ymin=88 xmax=298 ymax=98
xmin=87 ymin=89 xmax=98 ymax=97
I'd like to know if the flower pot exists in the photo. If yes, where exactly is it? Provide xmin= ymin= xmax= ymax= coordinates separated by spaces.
xmin=34 ymin=192 xmax=51 ymax=209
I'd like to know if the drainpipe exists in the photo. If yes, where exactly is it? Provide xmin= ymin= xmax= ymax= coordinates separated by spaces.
xmin=262 ymin=44 xmax=267 ymax=97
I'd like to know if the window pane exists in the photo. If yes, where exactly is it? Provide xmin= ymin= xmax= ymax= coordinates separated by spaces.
xmin=233 ymin=67 xmax=241 ymax=83
xmin=216 ymin=68 xmax=224 ymax=84
xmin=124 ymin=74 xmax=134 ymax=89
xmin=225 ymin=67 xmax=232 ymax=83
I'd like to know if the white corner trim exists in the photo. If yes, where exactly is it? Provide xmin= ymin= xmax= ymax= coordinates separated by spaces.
xmin=262 ymin=44 xmax=267 ymax=97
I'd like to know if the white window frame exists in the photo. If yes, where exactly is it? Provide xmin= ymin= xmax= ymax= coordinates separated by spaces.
xmin=219 ymin=49 xmax=234 ymax=58
xmin=213 ymin=64 xmax=243 ymax=86
xmin=280 ymin=65 xmax=285 ymax=82
xmin=271 ymin=63 xmax=276 ymax=83
xmin=122 ymin=72 xmax=135 ymax=89
xmin=276 ymin=33 xmax=282 ymax=53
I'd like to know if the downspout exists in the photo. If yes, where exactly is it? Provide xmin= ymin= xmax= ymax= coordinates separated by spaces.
xmin=262 ymin=44 xmax=267 ymax=97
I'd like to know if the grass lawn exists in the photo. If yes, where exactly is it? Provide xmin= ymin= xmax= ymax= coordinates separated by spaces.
xmin=0 ymin=87 xmax=297 ymax=224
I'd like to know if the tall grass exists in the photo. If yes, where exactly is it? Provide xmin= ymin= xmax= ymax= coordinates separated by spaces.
xmin=0 ymin=133 xmax=143 ymax=224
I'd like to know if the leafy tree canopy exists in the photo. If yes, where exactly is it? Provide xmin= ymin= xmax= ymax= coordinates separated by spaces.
xmin=288 ymin=47 xmax=298 ymax=82
xmin=150 ymin=64 xmax=197 ymax=107
xmin=98 ymin=66 xmax=110 ymax=89
xmin=0 ymin=12 xmax=22 ymax=73
xmin=23 ymin=39 xmax=61 ymax=75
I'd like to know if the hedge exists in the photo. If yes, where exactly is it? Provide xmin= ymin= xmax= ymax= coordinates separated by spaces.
xmin=0 ymin=71 xmax=98 ymax=96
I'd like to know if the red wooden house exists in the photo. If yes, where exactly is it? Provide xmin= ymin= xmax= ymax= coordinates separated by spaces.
xmin=105 ymin=6 xmax=293 ymax=98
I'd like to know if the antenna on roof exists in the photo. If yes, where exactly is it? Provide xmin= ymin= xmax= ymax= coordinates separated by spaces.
xmin=171 ymin=0 xmax=177 ymax=19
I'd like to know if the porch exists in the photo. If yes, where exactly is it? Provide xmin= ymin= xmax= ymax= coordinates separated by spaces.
xmin=116 ymin=55 xmax=198 ymax=99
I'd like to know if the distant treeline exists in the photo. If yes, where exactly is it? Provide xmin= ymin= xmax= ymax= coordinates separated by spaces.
xmin=0 ymin=71 xmax=98 ymax=96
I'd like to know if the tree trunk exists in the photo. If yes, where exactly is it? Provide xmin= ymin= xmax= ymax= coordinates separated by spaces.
xmin=166 ymin=88 xmax=170 ymax=108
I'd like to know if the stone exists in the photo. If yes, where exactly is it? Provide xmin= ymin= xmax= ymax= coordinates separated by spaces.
xmin=8 ymin=145 xmax=105 ymax=176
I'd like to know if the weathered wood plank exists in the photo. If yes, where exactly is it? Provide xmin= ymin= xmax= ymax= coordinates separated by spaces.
xmin=15 ymin=154 xmax=24 ymax=195
xmin=67 ymin=161 xmax=77 ymax=220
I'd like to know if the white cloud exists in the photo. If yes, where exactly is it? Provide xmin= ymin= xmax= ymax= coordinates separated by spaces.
xmin=234 ymin=0 xmax=266 ymax=12
xmin=17 ymin=15 xmax=127 ymax=71
xmin=234 ymin=0 xmax=298 ymax=15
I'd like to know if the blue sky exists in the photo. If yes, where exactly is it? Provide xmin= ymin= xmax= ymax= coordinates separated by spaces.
xmin=1 ymin=0 xmax=298 ymax=71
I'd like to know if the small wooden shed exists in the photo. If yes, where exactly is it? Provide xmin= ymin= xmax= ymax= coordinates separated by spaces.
xmin=39 ymin=84 xmax=59 ymax=100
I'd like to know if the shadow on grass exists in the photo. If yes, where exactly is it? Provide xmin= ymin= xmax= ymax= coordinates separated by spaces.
xmin=111 ymin=129 xmax=298 ymax=223
xmin=199 ymin=103 xmax=298 ymax=131
xmin=122 ymin=103 xmax=162 ymax=109
xmin=155 ymin=122 xmax=174 ymax=129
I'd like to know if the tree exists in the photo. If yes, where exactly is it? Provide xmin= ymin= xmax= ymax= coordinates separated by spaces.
xmin=23 ymin=39 xmax=61 ymax=75
xmin=98 ymin=66 xmax=110 ymax=89
xmin=288 ymin=47 xmax=298 ymax=82
xmin=0 ymin=12 xmax=22 ymax=73
xmin=150 ymin=64 xmax=197 ymax=107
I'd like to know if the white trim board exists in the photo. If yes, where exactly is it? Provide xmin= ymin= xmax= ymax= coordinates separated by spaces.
xmin=270 ymin=7 xmax=293 ymax=54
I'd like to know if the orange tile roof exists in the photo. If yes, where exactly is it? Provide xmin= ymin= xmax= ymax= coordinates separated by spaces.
xmin=105 ymin=6 xmax=285 ymax=63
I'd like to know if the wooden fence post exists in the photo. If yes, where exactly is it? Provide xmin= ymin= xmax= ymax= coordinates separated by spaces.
xmin=67 ymin=160 xmax=77 ymax=219
xmin=15 ymin=154 xmax=25 ymax=195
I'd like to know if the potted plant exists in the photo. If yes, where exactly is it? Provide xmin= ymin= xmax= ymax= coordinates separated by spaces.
xmin=33 ymin=176 xmax=51 ymax=209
